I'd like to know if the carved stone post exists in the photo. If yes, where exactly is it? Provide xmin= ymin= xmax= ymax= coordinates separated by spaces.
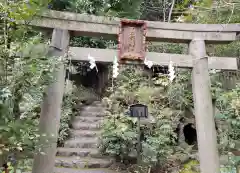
xmin=65 ymin=65 xmax=74 ymax=94
xmin=32 ymin=29 xmax=70 ymax=173
xmin=189 ymin=39 xmax=220 ymax=173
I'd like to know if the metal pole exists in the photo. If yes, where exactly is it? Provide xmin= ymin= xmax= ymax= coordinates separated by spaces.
xmin=137 ymin=117 xmax=141 ymax=164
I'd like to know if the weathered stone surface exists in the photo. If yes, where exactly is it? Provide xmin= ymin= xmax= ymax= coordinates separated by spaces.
xmin=69 ymin=47 xmax=238 ymax=70
xmin=72 ymin=122 xmax=101 ymax=130
xmin=20 ymin=44 xmax=239 ymax=70
xmin=57 ymin=148 xmax=100 ymax=158
xmin=54 ymin=167 xmax=119 ymax=173
xmin=55 ymin=157 xmax=113 ymax=168
xmin=24 ymin=168 xmax=120 ymax=173
xmin=64 ymin=138 xmax=99 ymax=148
xmin=70 ymin=130 xmax=101 ymax=138
xmin=79 ymin=111 xmax=106 ymax=117
xmin=55 ymin=102 xmax=115 ymax=171
xmin=73 ymin=116 xmax=104 ymax=123
xmin=38 ymin=10 xmax=240 ymax=32
xmin=30 ymin=10 xmax=240 ymax=43
xmin=91 ymin=101 xmax=105 ymax=107
xmin=82 ymin=106 xmax=105 ymax=112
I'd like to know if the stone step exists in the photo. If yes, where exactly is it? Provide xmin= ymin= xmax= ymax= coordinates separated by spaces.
xmin=73 ymin=116 xmax=104 ymax=123
xmin=73 ymin=103 xmax=104 ymax=111
xmin=54 ymin=167 xmax=117 ymax=173
xmin=24 ymin=168 xmax=118 ymax=173
xmin=64 ymin=138 xmax=99 ymax=148
xmin=78 ymin=111 xmax=106 ymax=117
xmin=91 ymin=101 xmax=105 ymax=106
xmin=57 ymin=148 xmax=101 ymax=158
xmin=55 ymin=157 xmax=113 ymax=169
xmin=81 ymin=106 xmax=105 ymax=113
xmin=72 ymin=122 xmax=101 ymax=130
xmin=70 ymin=130 xmax=101 ymax=138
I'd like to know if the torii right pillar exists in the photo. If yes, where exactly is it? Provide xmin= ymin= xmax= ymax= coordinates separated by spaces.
xmin=189 ymin=38 xmax=220 ymax=173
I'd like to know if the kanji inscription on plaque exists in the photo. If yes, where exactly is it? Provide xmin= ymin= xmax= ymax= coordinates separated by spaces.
xmin=118 ymin=20 xmax=146 ymax=62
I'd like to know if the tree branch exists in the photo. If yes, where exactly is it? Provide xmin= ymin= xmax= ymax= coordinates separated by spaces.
xmin=168 ymin=0 xmax=175 ymax=22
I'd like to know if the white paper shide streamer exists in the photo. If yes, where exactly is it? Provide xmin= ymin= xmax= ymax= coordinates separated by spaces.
xmin=144 ymin=58 xmax=153 ymax=68
xmin=168 ymin=61 xmax=175 ymax=82
xmin=112 ymin=56 xmax=119 ymax=78
xmin=88 ymin=54 xmax=98 ymax=72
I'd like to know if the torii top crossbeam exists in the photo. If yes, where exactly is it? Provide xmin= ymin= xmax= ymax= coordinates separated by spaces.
xmin=24 ymin=10 xmax=240 ymax=70
xmin=30 ymin=10 xmax=240 ymax=43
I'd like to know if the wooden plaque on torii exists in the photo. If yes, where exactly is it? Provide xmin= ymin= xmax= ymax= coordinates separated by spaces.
xmin=118 ymin=19 xmax=147 ymax=63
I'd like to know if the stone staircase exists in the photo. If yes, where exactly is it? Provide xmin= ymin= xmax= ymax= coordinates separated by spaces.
xmin=54 ymin=101 xmax=116 ymax=173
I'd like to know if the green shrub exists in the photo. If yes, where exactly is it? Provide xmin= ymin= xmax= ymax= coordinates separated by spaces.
xmin=58 ymin=92 xmax=74 ymax=147
xmin=100 ymin=66 xmax=181 ymax=166
xmin=215 ymin=85 xmax=240 ymax=152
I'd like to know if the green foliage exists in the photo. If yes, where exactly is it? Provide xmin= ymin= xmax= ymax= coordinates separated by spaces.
xmin=17 ymin=159 xmax=33 ymax=172
xmin=0 ymin=0 xmax=57 ymax=165
xmin=58 ymin=92 xmax=74 ymax=147
xmin=179 ymin=160 xmax=200 ymax=173
xmin=101 ymin=65 xmax=240 ymax=168
xmin=175 ymin=0 xmax=240 ymax=24
xmin=101 ymin=113 xmax=138 ymax=159
xmin=167 ymin=70 xmax=193 ymax=109
xmin=1 ymin=0 xmax=239 ymax=172
xmin=147 ymin=42 xmax=188 ymax=54
xmin=70 ymin=36 xmax=112 ymax=49
xmin=0 ymin=162 xmax=20 ymax=173
xmin=51 ymin=0 xmax=143 ymax=18
xmin=220 ymin=166 xmax=237 ymax=173
xmin=213 ymin=41 xmax=240 ymax=57
xmin=178 ymin=0 xmax=240 ymax=156
xmin=182 ymin=0 xmax=240 ymax=60
xmin=215 ymin=85 xmax=240 ymax=151
xmin=0 ymin=36 xmax=59 ymax=157
xmin=100 ymin=67 xmax=182 ymax=166
xmin=1 ymin=0 xmax=49 ymax=22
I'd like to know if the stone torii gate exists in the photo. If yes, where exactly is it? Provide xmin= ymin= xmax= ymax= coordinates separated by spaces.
xmin=29 ymin=10 xmax=240 ymax=173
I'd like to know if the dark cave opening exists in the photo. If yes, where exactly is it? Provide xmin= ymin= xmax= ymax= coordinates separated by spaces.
xmin=183 ymin=123 xmax=197 ymax=145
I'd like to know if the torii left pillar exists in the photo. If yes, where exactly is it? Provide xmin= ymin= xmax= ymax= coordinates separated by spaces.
xmin=32 ymin=29 xmax=70 ymax=173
